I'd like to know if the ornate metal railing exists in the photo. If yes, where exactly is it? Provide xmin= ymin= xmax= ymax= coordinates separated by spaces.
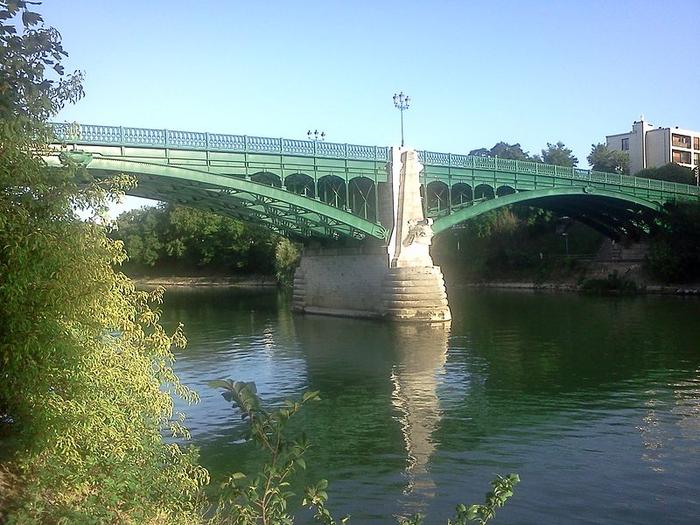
xmin=51 ymin=122 xmax=390 ymax=162
xmin=417 ymin=151 xmax=700 ymax=196
xmin=50 ymin=122 xmax=700 ymax=197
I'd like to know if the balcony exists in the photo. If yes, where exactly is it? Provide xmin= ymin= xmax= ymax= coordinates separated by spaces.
xmin=672 ymin=133 xmax=691 ymax=149
xmin=672 ymin=149 xmax=691 ymax=164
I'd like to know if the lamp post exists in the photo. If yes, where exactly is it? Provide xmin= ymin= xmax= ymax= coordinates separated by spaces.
xmin=393 ymin=91 xmax=410 ymax=147
xmin=307 ymin=129 xmax=326 ymax=142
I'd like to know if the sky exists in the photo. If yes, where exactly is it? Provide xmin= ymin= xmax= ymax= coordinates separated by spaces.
xmin=41 ymin=0 xmax=700 ymax=213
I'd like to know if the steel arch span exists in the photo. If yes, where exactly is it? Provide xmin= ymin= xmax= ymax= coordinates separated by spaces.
xmin=47 ymin=153 xmax=388 ymax=240
xmin=430 ymin=187 xmax=663 ymax=239
xmin=49 ymin=122 xmax=700 ymax=242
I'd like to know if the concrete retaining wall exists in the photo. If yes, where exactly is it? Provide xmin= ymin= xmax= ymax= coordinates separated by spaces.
xmin=293 ymin=248 xmax=389 ymax=318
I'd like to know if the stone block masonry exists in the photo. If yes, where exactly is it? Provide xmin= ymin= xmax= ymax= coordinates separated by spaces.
xmin=293 ymin=147 xmax=451 ymax=323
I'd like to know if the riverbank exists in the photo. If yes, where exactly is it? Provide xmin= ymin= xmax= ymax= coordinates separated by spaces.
xmin=133 ymin=275 xmax=278 ymax=288
xmin=456 ymin=281 xmax=700 ymax=295
xmin=131 ymin=273 xmax=700 ymax=296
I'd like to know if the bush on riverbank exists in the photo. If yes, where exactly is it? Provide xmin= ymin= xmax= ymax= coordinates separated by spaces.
xmin=113 ymin=204 xmax=278 ymax=277
xmin=0 ymin=3 xmax=208 ymax=521
xmin=645 ymin=201 xmax=700 ymax=284
xmin=579 ymin=271 xmax=639 ymax=294
xmin=433 ymin=206 xmax=603 ymax=283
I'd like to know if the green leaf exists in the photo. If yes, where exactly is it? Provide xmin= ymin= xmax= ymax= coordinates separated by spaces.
xmin=206 ymin=379 xmax=233 ymax=390
xmin=21 ymin=10 xmax=41 ymax=26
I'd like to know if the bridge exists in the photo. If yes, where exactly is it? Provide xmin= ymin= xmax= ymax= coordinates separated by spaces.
xmin=49 ymin=123 xmax=700 ymax=322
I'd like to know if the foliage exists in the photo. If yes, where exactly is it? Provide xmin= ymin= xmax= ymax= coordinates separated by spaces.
xmin=0 ymin=0 xmax=83 ymax=123
xmin=469 ymin=140 xmax=578 ymax=167
xmin=469 ymin=142 xmax=533 ymax=161
xmin=398 ymin=474 xmax=520 ymax=525
xmin=635 ymin=163 xmax=696 ymax=185
xmin=579 ymin=271 xmax=639 ymax=294
xmin=587 ymin=143 xmax=629 ymax=174
xmin=645 ymin=201 xmax=700 ymax=283
xmin=208 ymin=380 xmax=349 ymax=525
xmin=113 ymin=203 xmax=278 ymax=276
xmin=432 ymin=206 xmax=603 ymax=282
xmin=537 ymin=141 xmax=578 ymax=167
xmin=0 ymin=1 xmax=209 ymax=522
xmin=274 ymin=237 xmax=301 ymax=287
xmin=210 ymin=381 xmax=518 ymax=525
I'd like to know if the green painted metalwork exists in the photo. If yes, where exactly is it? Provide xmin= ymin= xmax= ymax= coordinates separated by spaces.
xmin=431 ymin=187 xmax=661 ymax=234
xmin=50 ymin=123 xmax=700 ymax=240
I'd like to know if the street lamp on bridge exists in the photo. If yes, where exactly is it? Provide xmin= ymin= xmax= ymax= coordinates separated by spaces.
xmin=307 ymin=129 xmax=326 ymax=141
xmin=393 ymin=91 xmax=410 ymax=148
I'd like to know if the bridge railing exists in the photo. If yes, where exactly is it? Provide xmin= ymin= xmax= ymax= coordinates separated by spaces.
xmin=419 ymin=150 xmax=700 ymax=196
xmin=50 ymin=122 xmax=700 ymax=197
xmin=51 ymin=123 xmax=390 ymax=162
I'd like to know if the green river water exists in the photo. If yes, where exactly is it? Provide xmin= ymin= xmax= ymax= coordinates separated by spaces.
xmin=160 ymin=288 xmax=700 ymax=524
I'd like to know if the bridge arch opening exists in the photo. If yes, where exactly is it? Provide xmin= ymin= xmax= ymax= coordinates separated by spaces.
xmin=285 ymin=173 xmax=316 ymax=198
xmin=432 ymin=186 xmax=664 ymax=240
xmin=348 ymin=176 xmax=377 ymax=221
xmin=496 ymin=185 xmax=516 ymax=197
xmin=451 ymin=183 xmax=473 ymax=207
xmin=318 ymin=175 xmax=347 ymax=209
xmin=251 ymin=171 xmax=282 ymax=188
xmin=426 ymin=181 xmax=450 ymax=215
xmin=474 ymin=184 xmax=495 ymax=200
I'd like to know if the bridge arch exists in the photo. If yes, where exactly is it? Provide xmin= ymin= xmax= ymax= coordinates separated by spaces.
xmin=57 ymin=154 xmax=386 ymax=240
xmin=496 ymin=185 xmax=516 ymax=197
xmin=317 ymin=175 xmax=347 ymax=209
xmin=251 ymin=171 xmax=282 ymax=188
xmin=451 ymin=183 xmax=472 ymax=207
xmin=348 ymin=176 xmax=377 ymax=221
xmin=285 ymin=173 xmax=315 ymax=198
xmin=426 ymin=180 xmax=449 ymax=214
xmin=474 ymin=184 xmax=495 ymax=200
xmin=432 ymin=186 xmax=662 ymax=238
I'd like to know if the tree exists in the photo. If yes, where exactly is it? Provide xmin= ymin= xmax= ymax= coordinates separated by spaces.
xmin=468 ymin=142 xmax=532 ymax=160
xmin=0 ymin=2 xmax=208 ymax=521
xmin=587 ymin=143 xmax=629 ymax=174
xmin=646 ymin=201 xmax=700 ymax=283
xmin=488 ymin=141 xmax=532 ymax=160
xmin=635 ymin=163 xmax=695 ymax=185
xmin=539 ymin=141 xmax=578 ymax=167
xmin=113 ymin=203 xmax=278 ymax=275
xmin=468 ymin=147 xmax=490 ymax=157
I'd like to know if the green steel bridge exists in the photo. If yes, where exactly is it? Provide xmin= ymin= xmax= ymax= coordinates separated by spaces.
xmin=50 ymin=123 xmax=700 ymax=241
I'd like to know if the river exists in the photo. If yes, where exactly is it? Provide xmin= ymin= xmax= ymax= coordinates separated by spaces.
xmin=160 ymin=288 xmax=700 ymax=524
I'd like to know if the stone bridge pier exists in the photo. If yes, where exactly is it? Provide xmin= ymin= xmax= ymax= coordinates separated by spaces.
xmin=293 ymin=148 xmax=451 ymax=322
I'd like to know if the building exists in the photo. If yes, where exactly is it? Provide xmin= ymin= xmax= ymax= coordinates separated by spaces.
xmin=606 ymin=117 xmax=700 ymax=175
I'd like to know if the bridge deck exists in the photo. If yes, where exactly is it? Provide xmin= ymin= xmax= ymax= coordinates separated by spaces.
xmin=49 ymin=123 xmax=700 ymax=240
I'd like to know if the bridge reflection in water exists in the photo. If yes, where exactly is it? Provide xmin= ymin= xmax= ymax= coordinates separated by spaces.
xmin=390 ymin=324 xmax=449 ymax=516
xmin=290 ymin=313 xmax=453 ymax=518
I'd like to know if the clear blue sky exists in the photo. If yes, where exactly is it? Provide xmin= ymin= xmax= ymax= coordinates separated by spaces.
xmin=45 ymin=0 xmax=700 ymax=166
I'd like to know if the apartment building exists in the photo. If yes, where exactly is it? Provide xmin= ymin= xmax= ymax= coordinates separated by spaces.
xmin=606 ymin=118 xmax=700 ymax=175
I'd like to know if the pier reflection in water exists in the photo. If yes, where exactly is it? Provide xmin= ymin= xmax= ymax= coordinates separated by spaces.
xmin=161 ymin=288 xmax=700 ymax=525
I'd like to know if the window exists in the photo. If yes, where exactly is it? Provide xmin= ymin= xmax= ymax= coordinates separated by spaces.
xmin=621 ymin=138 xmax=629 ymax=151
xmin=695 ymin=152 xmax=700 ymax=166
xmin=672 ymin=149 xmax=691 ymax=164
xmin=672 ymin=133 xmax=691 ymax=148
xmin=694 ymin=136 xmax=700 ymax=150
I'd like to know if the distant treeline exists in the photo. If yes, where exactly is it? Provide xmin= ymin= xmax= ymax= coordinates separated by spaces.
xmin=432 ymin=206 xmax=604 ymax=282
xmin=112 ymin=204 xmax=279 ymax=275
xmin=471 ymin=139 xmax=698 ymax=185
